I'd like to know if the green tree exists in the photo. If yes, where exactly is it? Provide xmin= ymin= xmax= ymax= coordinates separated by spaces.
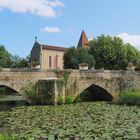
xmin=11 ymin=55 xmax=29 ymax=68
xmin=125 ymin=43 xmax=139 ymax=65
xmin=0 ymin=45 xmax=29 ymax=68
xmin=64 ymin=47 xmax=95 ymax=69
xmin=64 ymin=47 xmax=78 ymax=69
xmin=90 ymin=35 xmax=140 ymax=70
xmin=0 ymin=45 xmax=11 ymax=68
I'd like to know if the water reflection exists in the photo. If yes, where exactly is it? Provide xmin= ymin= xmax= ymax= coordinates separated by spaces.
xmin=0 ymin=101 xmax=27 ymax=111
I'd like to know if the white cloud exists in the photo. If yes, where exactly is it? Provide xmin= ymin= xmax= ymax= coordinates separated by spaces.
xmin=0 ymin=0 xmax=64 ymax=17
xmin=117 ymin=33 xmax=140 ymax=50
xmin=43 ymin=26 xmax=60 ymax=33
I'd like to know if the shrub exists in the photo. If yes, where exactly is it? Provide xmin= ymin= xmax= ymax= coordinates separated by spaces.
xmin=74 ymin=96 xmax=82 ymax=103
xmin=78 ymin=63 xmax=89 ymax=67
xmin=31 ymin=61 xmax=40 ymax=67
xmin=65 ymin=96 xmax=73 ymax=104
xmin=119 ymin=90 xmax=140 ymax=105
xmin=22 ymin=83 xmax=38 ymax=105
xmin=57 ymin=96 xmax=64 ymax=105
xmin=64 ymin=47 xmax=95 ymax=69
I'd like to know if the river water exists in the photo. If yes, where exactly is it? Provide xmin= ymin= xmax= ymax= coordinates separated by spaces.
xmin=0 ymin=102 xmax=140 ymax=139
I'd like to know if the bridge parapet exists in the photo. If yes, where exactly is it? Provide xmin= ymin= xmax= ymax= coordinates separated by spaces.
xmin=0 ymin=69 xmax=140 ymax=103
xmin=68 ymin=70 xmax=140 ymax=80
xmin=0 ymin=69 xmax=56 ymax=93
xmin=65 ymin=70 xmax=140 ymax=100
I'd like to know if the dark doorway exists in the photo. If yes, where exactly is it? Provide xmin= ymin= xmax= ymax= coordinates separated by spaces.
xmin=79 ymin=84 xmax=113 ymax=102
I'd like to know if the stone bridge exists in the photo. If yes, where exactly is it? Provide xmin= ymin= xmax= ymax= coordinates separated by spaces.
xmin=67 ymin=70 xmax=140 ymax=100
xmin=0 ymin=68 xmax=140 ymax=104
xmin=0 ymin=68 xmax=56 ymax=93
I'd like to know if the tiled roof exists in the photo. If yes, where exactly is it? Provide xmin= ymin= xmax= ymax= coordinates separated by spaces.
xmin=42 ymin=45 xmax=68 ymax=51
xmin=77 ymin=30 xmax=89 ymax=48
xmin=35 ymin=42 xmax=68 ymax=51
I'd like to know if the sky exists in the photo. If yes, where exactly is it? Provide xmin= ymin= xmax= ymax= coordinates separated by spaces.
xmin=0 ymin=0 xmax=140 ymax=57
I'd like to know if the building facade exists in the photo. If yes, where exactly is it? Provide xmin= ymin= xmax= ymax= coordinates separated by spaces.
xmin=30 ymin=30 xmax=89 ymax=69
xmin=30 ymin=42 xmax=68 ymax=69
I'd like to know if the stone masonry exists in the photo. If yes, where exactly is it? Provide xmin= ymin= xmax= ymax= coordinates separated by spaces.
xmin=66 ymin=70 xmax=140 ymax=100
xmin=0 ymin=68 xmax=56 ymax=94
xmin=0 ymin=69 xmax=140 ymax=103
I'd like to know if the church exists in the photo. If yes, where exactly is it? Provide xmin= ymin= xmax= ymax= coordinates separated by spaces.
xmin=30 ymin=30 xmax=90 ymax=69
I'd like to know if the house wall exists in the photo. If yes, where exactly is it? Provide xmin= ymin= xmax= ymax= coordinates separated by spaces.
xmin=42 ymin=49 xmax=65 ymax=69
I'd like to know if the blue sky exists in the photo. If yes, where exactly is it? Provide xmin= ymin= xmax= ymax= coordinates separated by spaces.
xmin=0 ymin=0 xmax=140 ymax=57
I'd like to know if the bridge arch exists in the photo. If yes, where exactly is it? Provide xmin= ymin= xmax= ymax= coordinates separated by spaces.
xmin=73 ymin=80 xmax=114 ymax=101
xmin=0 ymin=85 xmax=20 ymax=95
xmin=0 ymin=81 xmax=20 ymax=94
xmin=79 ymin=84 xmax=113 ymax=101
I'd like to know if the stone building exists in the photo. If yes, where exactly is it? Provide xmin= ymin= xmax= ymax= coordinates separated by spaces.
xmin=30 ymin=30 xmax=89 ymax=69
xmin=30 ymin=41 xmax=68 ymax=69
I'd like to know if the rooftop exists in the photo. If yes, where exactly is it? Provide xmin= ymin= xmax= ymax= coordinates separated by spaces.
xmin=35 ymin=42 xmax=68 ymax=52
xmin=77 ymin=30 xmax=90 ymax=48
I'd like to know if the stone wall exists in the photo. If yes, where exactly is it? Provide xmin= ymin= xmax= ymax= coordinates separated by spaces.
xmin=0 ymin=69 xmax=140 ymax=103
xmin=36 ymin=80 xmax=58 ymax=105
xmin=65 ymin=70 xmax=140 ymax=100
xmin=0 ymin=68 xmax=56 ymax=94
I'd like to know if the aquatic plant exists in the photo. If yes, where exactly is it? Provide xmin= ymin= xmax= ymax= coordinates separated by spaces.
xmin=0 ymin=102 xmax=139 ymax=139
xmin=0 ymin=131 xmax=15 ymax=140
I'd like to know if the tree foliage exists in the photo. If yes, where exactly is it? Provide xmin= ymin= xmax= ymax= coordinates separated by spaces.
xmin=64 ymin=47 xmax=95 ymax=69
xmin=0 ymin=45 xmax=29 ymax=68
xmin=89 ymin=35 xmax=140 ymax=70
xmin=11 ymin=55 xmax=29 ymax=68
xmin=0 ymin=45 xmax=11 ymax=68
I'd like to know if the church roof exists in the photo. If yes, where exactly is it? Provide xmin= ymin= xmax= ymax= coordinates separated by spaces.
xmin=42 ymin=45 xmax=68 ymax=51
xmin=77 ymin=30 xmax=89 ymax=48
xmin=35 ymin=42 xmax=68 ymax=52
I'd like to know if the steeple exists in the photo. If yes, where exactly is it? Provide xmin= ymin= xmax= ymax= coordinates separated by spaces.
xmin=77 ymin=30 xmax=89 ymax=48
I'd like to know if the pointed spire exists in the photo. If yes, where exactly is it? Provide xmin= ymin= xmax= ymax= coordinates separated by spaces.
xmin=77 ymin=30 xmax=89 ymax=48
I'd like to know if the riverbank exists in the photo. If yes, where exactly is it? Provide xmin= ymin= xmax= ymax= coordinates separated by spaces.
xmin=0 ymin=102 xmax=140 ymax=140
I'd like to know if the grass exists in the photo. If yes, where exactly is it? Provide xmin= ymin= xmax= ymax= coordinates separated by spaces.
xmin=119 ymin=90 xmax=140 ymax=105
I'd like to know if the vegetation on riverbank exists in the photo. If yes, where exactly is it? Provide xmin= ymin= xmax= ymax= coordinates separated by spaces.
xmin=22 ymin=83 xmax=38 ymax=105
xmin=0 ymin=102 xmax=139 ymax=140
xmin=118 ymin=90 xmax=140 ymax=105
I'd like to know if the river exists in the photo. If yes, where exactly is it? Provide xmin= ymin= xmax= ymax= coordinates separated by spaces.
xmin=0 ymin=102 xmax=140 ymax=140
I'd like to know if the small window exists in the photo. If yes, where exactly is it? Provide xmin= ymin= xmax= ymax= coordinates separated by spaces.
xmin=49 ymin=56 xmax=52 ymax=68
